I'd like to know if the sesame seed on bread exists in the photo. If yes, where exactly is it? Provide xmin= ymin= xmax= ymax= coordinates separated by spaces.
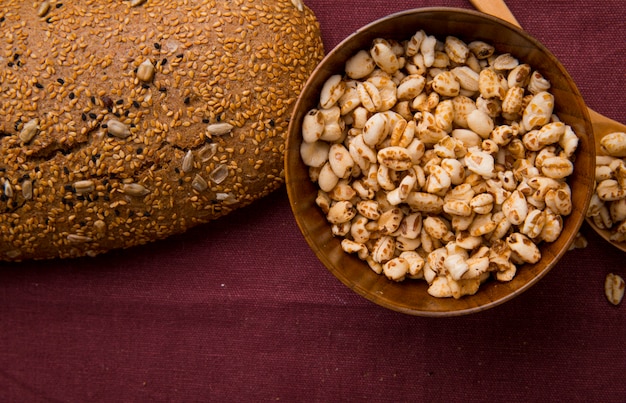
xmin=0 ymin=0 xmax=324 ymax=260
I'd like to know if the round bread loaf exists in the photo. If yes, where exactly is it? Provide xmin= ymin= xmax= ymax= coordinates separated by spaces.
xmin=0 ymin=0 xmax=324 ymax=260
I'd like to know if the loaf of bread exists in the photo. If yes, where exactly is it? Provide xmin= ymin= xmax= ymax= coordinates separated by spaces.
xmin=0 ymin=0 xmax=324 ymax=260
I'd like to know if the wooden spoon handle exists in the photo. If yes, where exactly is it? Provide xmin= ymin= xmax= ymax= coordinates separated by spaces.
xmin=468 ymin=0 xmax=521 ymax=27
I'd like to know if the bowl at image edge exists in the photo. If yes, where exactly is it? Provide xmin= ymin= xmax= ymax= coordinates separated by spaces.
xmin=285 ymin=8 xmax=595 ymax=316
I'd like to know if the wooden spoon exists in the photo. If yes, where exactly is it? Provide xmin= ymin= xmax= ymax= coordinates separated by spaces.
xmin=469 ymin=0 xmax=626 ymax=251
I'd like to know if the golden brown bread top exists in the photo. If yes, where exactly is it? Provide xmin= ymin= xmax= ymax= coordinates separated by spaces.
xmin=0 ymin=0 xmax=324 ymax=260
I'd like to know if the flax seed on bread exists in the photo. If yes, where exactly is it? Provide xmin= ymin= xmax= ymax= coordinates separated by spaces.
xmin=0 ymin=0 xmax=324 ymax=260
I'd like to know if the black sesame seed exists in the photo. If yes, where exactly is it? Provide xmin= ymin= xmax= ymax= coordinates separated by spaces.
xmin=81 ymin=113 xmax=87 ymax=121
xmin=102 ymin=96 xmax=113 ymax=109
xmin=101 ymin=124 xmax=108 ymax=129
xmin=124 ymin=110 xmax=130 ymax=117
xmin=161 ymin=58 xmax=168 ymax=66
xmin=64 ymin=184 xmax=73 ymax=192
xmin=202 ymin=118 xmax=210 ymax=124
xmin=35 ymin=82 xmax=43 ymax=89
xmin=16 ymin=61 xmax=22 ymax=67
xmin=113 ymin=112 xmax=121 ymax=118
xmin=154 ymin=43 xmax=161 ymax=50
xmin=174 ymin=167 xmax=180 ymax=174
xmin=88 ymin=113 xmax=97 ymax=119
xmin=46 ymin=17 xmax=52 ymax=23
xmin=76 ymin=195 xmax=85 ymax=201
xmin=90 ymin=96 xmax=96 ymax=104
xmin=56 ymin=3 xmax=63 ymax=8
xmin=13 ymin=54 xmax=20 ymax=60
xmin=69 ymin=92 xmax=75 ymax=99
xmin=57 ymin=78 xmax=65 ymax=85
xmin=129 ymin=123 xmax=135 ymax=128
xmin=63 ymin=167 xmax=69 ymax=175
xmin=183 ymin=97 xmax=190 ymax=104
xmin=176 ymin=53 xmax=184 ymax=58
xmin=158 ymin=87 xmax=167 ymax=92
xmin=269 ymin=119 xmax=275 ymax=127
xmin=132 ymin=101 xmax=140 ymax=108
xmin=116 ymin=99 xmax=124 ymax=105
xmin=114 ymin=209 xmax=120 ymax=216
xmin=7 ymin=62 xmax=13 ymax=67
xmin=136 ymin=147 xmax=143 ymax=154
xmin=0 ymin=17 xmax=5 ymax=23
xmin=141 ymin=84 xmax=150 ymax=89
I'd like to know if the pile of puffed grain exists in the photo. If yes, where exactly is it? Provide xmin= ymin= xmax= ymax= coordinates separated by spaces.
xmin=300 ymin=30 xmax=579 ymax=298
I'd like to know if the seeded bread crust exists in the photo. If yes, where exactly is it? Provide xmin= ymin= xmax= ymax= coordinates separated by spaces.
xmin=0 ymin=0 xmax=324 ymax=260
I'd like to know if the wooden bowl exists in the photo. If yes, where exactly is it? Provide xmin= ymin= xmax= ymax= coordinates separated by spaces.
xmin=285 ymin=8 xmax=595 ymax=316
xmin=585 ymin=110 xmax=626 ymax=252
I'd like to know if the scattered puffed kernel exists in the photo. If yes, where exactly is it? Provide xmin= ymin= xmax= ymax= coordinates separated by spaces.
xmin=605 ymin=273 xmax=625 ymax=306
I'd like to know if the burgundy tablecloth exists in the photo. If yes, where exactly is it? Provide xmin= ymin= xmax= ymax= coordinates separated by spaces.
xmin=1 ymin=1 xmax=625 ymax=401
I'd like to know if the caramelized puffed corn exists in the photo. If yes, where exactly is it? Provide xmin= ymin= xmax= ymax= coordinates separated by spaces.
xmin=605 ymin=273 xmax=625 ymax=306
xmin=600 ymin=132 xmax=626 ymax=157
